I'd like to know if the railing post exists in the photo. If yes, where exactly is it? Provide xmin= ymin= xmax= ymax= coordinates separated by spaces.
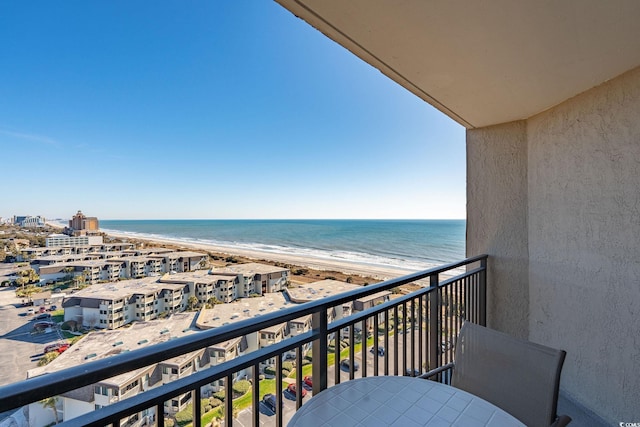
xmin=479 ymin=257 xmax=487 ymax=326
xmin=312 ymin=309 xmax=328 ymax=395
xmin=428 ymin=273 xmax=439 ymax=378
xmin=192 ymin=387 xmax=201 ymax=427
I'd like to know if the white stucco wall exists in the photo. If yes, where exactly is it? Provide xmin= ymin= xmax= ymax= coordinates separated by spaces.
xmin=63 ymin=398 xmax=94 ymax=422
xmin=467 ymin=67 xmax=640 ymax=423
xmin=527 ymin=67 xmax=640 ymax=422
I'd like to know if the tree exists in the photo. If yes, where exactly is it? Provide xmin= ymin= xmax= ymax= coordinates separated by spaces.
xmin=86 ymin=315 xmax=99 ymax=330
xmin=40 ymin=396 xmax=60 ymax=424
xmin=38 ymin=352 xmax=59 ymax=366
xmin=187 ymin=296 xmax=199 ymax=310
xmin=73 ymin=274 xmax=86 ymax=289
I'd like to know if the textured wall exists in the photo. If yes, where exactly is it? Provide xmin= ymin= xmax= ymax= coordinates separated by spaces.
xmin=467 ymin=121 xmax=529 ymax=339
xmin=527 ymin=67 xmax=640 ymax=422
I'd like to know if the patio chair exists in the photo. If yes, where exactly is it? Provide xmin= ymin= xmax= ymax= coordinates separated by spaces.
xmin=420 ymin=322 xmax=571 ymax=427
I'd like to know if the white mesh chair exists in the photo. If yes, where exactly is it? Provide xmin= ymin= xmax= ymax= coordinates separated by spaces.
xmin=421 ymin=322 xmax=571 ymax=427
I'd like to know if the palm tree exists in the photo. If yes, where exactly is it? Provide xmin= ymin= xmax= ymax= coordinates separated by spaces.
xmin=40 ymin=396 xmax=60 ymax=424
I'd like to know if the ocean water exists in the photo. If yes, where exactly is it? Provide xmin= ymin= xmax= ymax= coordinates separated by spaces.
xmin=100 ymin=219 xmax=466 ymax=273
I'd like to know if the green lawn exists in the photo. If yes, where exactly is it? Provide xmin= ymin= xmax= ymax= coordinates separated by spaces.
xmin=184 ymin=334 xmax=384 ymax=426
xmin=183 ymin=379 xmax=288 ymax=427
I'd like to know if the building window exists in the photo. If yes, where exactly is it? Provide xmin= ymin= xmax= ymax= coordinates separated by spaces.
xmin=94 ymin=386 xmax=109 ymax=396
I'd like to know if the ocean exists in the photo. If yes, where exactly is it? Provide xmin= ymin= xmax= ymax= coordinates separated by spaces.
xmin=100 ymin=219 xmax=466 ymax=273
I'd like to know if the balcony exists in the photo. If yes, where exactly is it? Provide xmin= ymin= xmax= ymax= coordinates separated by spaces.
xmin=0 ymin=255 xmax=487 ymax=426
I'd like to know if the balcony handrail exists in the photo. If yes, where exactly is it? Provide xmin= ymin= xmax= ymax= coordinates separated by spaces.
xmin=0 ymin=254 xmax=487 ymax=423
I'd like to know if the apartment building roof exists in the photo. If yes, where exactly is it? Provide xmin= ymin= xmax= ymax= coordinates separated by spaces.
xmin=198 ymin=292 xmax=302 ymax=333
xmin=114 ymin=255 xmax=161 ymax=263
xmin=148 ymin=251 xmax=207 ymax=259
xmin=35 ymin=254 xmax=101 ymax=263
xmin=286 ymin=279 xmax=361 ymax=303
xmin=124 ymin=247 xmax=174 ymax=255
xmin=27 ymin=313 xmax=198 ymax=387
xmin=356 ymin=290 xmax=393 ymax=303
xmin=68 ymin=260 xmax=126 ymax=268
xmin=214 ymin=262 xmax=289 ymax=276
xmin=159 ymin=270 xmax=235 ymax=285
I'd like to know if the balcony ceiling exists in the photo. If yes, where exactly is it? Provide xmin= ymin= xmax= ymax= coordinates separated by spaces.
xmin=276 ymin=0 xmax=640 ymax=128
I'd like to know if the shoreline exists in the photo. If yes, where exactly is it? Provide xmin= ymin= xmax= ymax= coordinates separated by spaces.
xmin=46 ymin=221 xmax=453 ymax=284
xmin=105 ymin=229 xmax=418 ymax=282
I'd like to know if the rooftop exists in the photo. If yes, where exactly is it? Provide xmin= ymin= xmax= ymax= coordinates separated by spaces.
xmin=27 ymin=313 xmax=197 ymax=386
xmin=197 ymin=292 xmax=300 ymax=331
xmin=214 ymin=262 xmax=289 ymax=276
xmin=67 ymin=276 xmax=186 ymax=300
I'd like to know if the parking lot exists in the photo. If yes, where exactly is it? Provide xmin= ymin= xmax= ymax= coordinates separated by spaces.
xmin=230 ymin=333 xmax=423 ymax=426
xmin=0 ymin=285 xmax=65 ymax=386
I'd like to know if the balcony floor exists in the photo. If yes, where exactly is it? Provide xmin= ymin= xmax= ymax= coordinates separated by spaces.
xmin=557 ymin=393 xmax=608 ymax=426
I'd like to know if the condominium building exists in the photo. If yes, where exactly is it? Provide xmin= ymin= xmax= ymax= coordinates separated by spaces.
xmin=214 ymin=262 xmax=290 ymax=296
xmin=158 ymin=270 xmax=239 ymax=304
xmin=62 ymin=277 xmax=190 ymax=329
xmin=30 ymin=278 xmax=359 ymax=426
xmin=46 ymin=234 xmax=104 ymax=247
xmin=13 ymin=215 xmax=46 ymax=227
xmin=27 ymin=314 xmax=199 ymax=427
xmin=60 ymin=263 xmax=291 ymax=330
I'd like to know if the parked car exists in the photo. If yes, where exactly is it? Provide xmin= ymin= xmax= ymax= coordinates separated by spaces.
xmin=33 ymin=313 xmax=52 ymax=321
xmin=262 ymin=393 xmax=281 ymax=413
xmin=340 ymin=359 xmax=360 ymax=371
xmin=44 ymin=343 xmax=69 ymax=354
xmin=33 ymin=321 xmax=55 ymax=331
xmin=303 ymin=375 xmax=313 ymax=387
xmin=47 ymin=305 xmax=58 ymax=312
xmin=286 ymin=383 xmax=307 ymax=397
xmin=26 ymin=308 xmax=35 ymax=315
xmin=39 ymin=306 xmax=46 ymax=313
xmin=370 ymin=346 xmax=385 ymax=356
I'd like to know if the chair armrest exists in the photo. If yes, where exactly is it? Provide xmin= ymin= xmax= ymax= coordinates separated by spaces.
xmin=418 ymin=363 xmax=455 ymax=379
xmin=551 ymin=415 xmax=571 ymax=427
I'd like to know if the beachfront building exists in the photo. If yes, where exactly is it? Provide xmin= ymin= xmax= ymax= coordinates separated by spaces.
xmin=33 ymin=250 xmax=207 ymax=286
xmin=148 ymin=251 xmax=209 ymax=273
xmin=46 ymin=234 xmax=103 ymax=247
xmin=158 ymin=270 xmax=239 ymax=304
xmin=65 ymin=210 xmax=100 ymax=236
xmin=13 ymin=215 xmax=46 ymax=228
xmin=22 ymin=242 xmax=135 ymax=261
xmin=214 ymin=262 xmax=290 ymax=296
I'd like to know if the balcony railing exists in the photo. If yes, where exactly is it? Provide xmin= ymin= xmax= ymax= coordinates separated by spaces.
xmin=0 ymin=255 xmax=487 ymax=427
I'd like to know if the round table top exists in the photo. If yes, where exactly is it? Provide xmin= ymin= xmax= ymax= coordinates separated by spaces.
xmin=287 ymin=376 xmax=525 ymax=427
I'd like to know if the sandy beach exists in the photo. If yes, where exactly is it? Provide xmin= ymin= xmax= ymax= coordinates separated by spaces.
xmin=103 ymin=229 xmax=421 ymax=283
xmin=45 ymin=221 xmax=452 ymax=285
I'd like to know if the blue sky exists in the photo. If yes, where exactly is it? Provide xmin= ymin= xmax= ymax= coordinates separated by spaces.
xmin=0 ymin=1 xmax=465 ymax=220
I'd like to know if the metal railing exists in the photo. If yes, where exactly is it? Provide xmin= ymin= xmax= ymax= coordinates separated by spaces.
xmin=0 ymin=255 xmax=487 ymax=427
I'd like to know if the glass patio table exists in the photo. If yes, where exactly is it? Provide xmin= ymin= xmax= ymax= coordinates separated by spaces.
xmin=288 ymin=376 xmax=525 ymax=426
